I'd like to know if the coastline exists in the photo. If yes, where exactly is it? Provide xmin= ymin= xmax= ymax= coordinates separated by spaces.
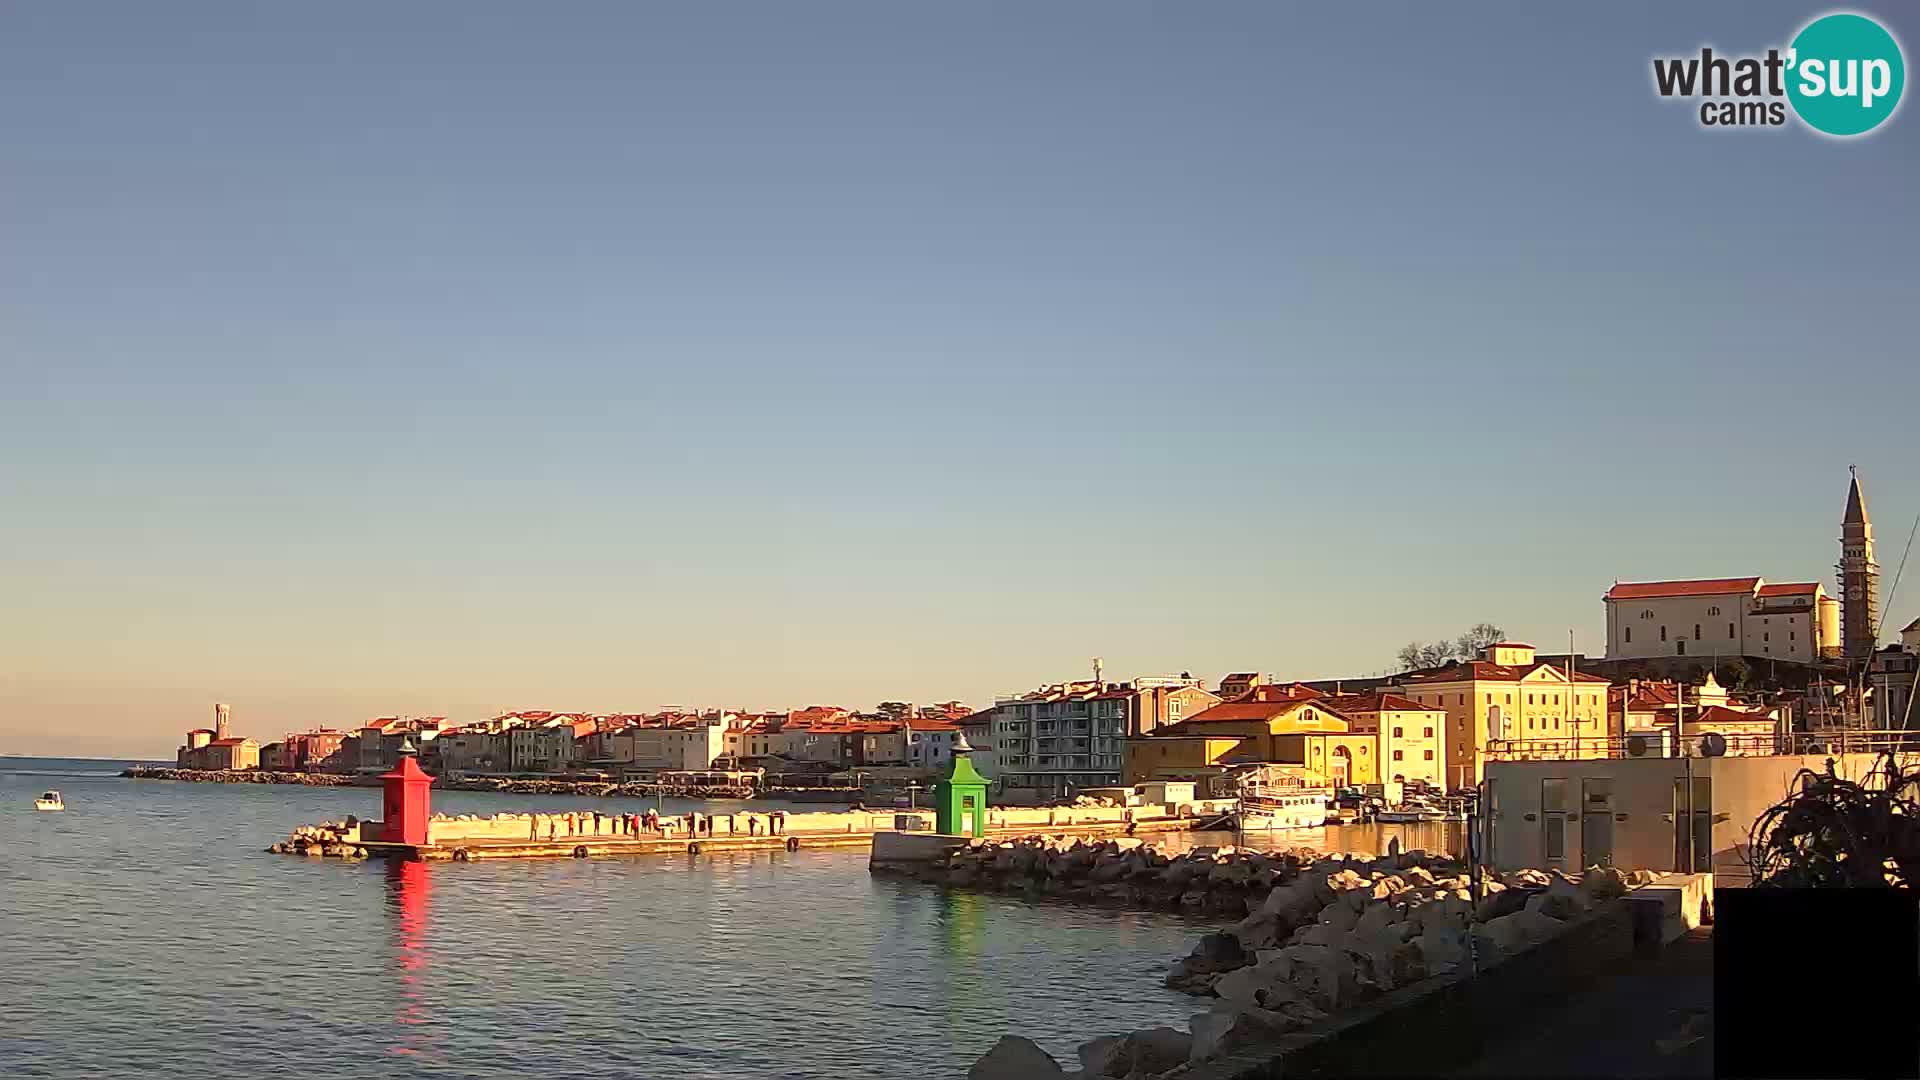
xmin=119 ymin=765 xmax=837 ymax=801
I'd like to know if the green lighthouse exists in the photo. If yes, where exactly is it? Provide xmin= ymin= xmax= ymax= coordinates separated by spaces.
xmin=934 ymin=731 xmax=990 ymax=838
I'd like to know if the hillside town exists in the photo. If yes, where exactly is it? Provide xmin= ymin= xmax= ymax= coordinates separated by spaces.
xmin=177 ymin=470 xmax=1920 ymax=807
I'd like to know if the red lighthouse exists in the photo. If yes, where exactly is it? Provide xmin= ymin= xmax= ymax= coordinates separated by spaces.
xmin=380 ymin=739 xmax=433 ymax=846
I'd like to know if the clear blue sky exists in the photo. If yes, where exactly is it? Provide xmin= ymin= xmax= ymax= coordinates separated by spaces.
xmin=4 ymin=3 xmax=1917 ymax=756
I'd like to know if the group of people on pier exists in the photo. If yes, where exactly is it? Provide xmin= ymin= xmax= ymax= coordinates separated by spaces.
xmin=527 ymin=808 xmax=790 ymax=842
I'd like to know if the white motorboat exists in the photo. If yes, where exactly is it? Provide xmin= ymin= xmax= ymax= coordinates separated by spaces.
xmin=35 ymin=790 xmax=64 ymax=811
xmin=1229 ymin=766 xmax=1331 ymax=831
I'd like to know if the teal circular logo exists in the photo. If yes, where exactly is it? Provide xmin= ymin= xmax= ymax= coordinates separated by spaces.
xmin=1787 ymin=13 xmax=1905 ymax=136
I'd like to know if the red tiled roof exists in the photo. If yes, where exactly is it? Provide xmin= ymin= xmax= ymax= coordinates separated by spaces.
xmin=1179 ymin=700 xmax=1317 ymax=724
xmin=1405 ymin=660 xmax=1608 ymax=685
xmin=1233 ymin=684 xmax=1323 ymax=703
xmin=1756 ymin=582 xmax=1819 ymax=597
xmin=1605 ymin=577 xmax=1760 ymax=600
xmin=1318 ymin=692 xmax=1443 ymax=715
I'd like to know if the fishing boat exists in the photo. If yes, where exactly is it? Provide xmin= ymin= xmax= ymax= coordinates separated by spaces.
xmin=1229 ymin=766 xmax=1331 ymax=831
xmin=1373 ymin=808 xmax=1444 ymax=824
xmin=35 ymin=790 xmax=64 ymax=811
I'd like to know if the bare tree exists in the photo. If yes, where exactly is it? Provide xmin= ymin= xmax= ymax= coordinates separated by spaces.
xmin=1454 ymin=623 xmax=1506 ymax=661
xmin=1395 ymin=623 xmax=1506 ymax=672
xmin=1396 ymin=640 xmax=1456 ymax=672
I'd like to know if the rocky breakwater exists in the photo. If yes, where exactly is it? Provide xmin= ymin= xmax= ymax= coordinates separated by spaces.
xmin=267 ymin=820 xmax=370 ymax=860
xmin=436 ymin=776 xmax=756 ymax=799
xmin=884 ymin=835 xmax=1280 ymax=914
xmin=956 ymin=840 xmax=1658 ymax=1079
xmin=123 ymin=766 xmax=355 ymax=786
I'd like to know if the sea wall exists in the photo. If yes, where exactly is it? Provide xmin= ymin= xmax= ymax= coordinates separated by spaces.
xmin=947 ymin=840 xmax=1667 ymax=1079
xmin=124 ymin=767 xmax=355 ymax=786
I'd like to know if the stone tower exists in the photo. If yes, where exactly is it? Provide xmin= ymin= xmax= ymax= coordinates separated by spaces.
xmin=1839 ymin=466 xmax=1879 ymax=661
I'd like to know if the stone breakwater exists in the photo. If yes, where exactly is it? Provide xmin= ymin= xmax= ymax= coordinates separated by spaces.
xmin=267 ymin=821 xmax=370 ymax=859
xmin=892 ymin=836 xmax=1656 ymax=1079
xmin=121 ymin=765 xmax=754 ymax=800
xmin=123 ymin=766 xmax=355 ymax=786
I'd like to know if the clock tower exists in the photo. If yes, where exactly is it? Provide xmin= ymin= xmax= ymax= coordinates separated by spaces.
xmin=1839 ymin=466 xmax=1879 ymax=661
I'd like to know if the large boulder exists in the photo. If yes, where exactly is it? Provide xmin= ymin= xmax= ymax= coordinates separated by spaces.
xmin=1078 ymin=1027 xmax=1193 ymax=1078
xmin=1581 ymin=865 xmax=1630 ymax=900
xmin=1166 ymin=931 xmax=1251 ymax=993
xmin=1411 ymin=927 xmax=1470 ymax=976
xmin=969 ymin=1036 xmax=1065 ymax=1079
xmin=1475 ymin=909 xmax=1565 ymax=958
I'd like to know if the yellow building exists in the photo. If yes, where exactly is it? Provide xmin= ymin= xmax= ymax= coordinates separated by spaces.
xmin=1388 ymin=642 xmax=1610 ymax=788
xmin=1318 ymin=692 xmax=1449 ymax=788
xmin=1121 ymin=696 xmax=1378 ymax=792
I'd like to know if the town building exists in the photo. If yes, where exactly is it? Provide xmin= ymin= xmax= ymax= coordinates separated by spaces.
xmin=427 ymin=727 xmax=506 ymax=773
xmin=179 ymin=736 xmax=260 ymax=771
xmin=1840 ymin=467 xmax=1881 ymax=661
xmin=1121 ymin=697 xmax=1373 ymax=794
xmin=1603 ymin=577 xmax=1839 ymax=663
xmin=1866 ymin=619 xmax=1920 ymax=739
xmin=1316 ymin=691 xmax=1449 ymax=788
xmin=175 ymin=703 xmax=260 ymax=770
xmin=603 ymin=717 xmax=728 ymax=775
xmin=991 ymin=675 xmax=1220 ymax=797
xmin=1386 ymin=642 xmax=1611 ymax=788
xmin=1609 ymin=673 xmax=1784 ymax=756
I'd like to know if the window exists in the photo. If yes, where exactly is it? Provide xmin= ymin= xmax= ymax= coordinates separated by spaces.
xmin=1625 ymin=627 xmax=1631 ymax=643
xmin=1424 ymin=749 xmax=1434 ymax=761
xmin=1393 ymin=750 xmax=1404 ymax=761
xmin=1660 ymin=625 xmax=1668 ymax=642
xmin=1728 ymin=623 xmax=1735 ymax=639
xmin=1423 ymin=726 xmax=1434 ymax=738
xmin=1707 ymin=605 xmax=1721 ymax=616
xmin=1764 ymin=632 xmax=1770 ymax=642
xmin=1640 ymin=609 xmax=1654 ymax=620
xmin=1393 ymin=726 xmax=1404 ymax=738
xmin=1528 ymin=694 xmax=1534 ymax=705
xmin=1694 ymin=624 xmax=1701 ymax=640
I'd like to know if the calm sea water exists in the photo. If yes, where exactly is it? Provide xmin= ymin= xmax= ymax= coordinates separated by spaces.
xmin=1 ymin=757 xmax=1219 ymax=1079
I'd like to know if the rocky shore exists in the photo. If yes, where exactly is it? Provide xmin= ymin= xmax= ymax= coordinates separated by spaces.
xmin=121 ymin=765 xmax=756 ymax=800
xmin=886 ymin=835 xmax=1654 ymax=1079
xmin=123 ymin=766 xmax=356 ymax=786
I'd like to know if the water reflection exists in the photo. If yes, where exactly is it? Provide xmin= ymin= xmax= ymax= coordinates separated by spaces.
xmin=384 ymin=859 xmax=438 ymax=1060
xmin=936 ymin=886 xmax=987 ymax=959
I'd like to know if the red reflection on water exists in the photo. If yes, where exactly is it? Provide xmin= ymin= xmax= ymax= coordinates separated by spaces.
xmin=385 ymin=858 xmax=438 ymax=1058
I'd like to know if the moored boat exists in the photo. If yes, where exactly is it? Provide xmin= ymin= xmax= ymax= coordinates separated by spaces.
xmin=1228 ymin=765 xmax=1332 ymax=831
xmin=35 ymin=790 xmax=64 ymax=811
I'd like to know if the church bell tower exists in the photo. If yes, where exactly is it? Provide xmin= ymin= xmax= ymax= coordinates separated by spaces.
xmin=1839 ymin=466 xmax=1879 ymax=661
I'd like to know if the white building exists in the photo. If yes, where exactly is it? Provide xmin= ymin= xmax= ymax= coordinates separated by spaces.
xmin=1603 ymin=577 xmax=1839 ymax=664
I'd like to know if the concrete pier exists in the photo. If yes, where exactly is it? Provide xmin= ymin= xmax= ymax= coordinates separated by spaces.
xmin=277 ymin=812 xmax=1211 ymax=863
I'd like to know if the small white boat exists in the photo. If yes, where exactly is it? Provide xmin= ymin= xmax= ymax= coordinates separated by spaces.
xmin=35 ymin=790 xmax=64 ymax=811
xmin=1374 ymin=809 xmax=1443 ymax=824
xmin=1229 ymin=766 xmax=1331 ymax=831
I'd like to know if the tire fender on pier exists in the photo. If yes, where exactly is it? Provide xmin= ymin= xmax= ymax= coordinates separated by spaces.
xmin=573 ymin=845 xmax=589 ymax=859
xmin=785 ymin=836 xmax=800 ymax=852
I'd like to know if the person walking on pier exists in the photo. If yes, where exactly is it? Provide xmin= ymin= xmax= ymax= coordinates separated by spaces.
xmin=547 ymin=817 xmax=556 ymax=842
xmin=771 ymin=810 xmax=786 ymax=836
xmin=530 ymin=816 xmax=539 ymax=841
xmin=592 ymin=810 xmax=602 ymax=834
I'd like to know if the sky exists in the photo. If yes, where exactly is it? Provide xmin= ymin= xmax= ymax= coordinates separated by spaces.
xmin=4 ymin=3 xmax=1918 ymax=757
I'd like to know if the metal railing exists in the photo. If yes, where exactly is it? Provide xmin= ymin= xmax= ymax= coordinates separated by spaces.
xmin=1484 ymin=731 xmax=1920 ymax=760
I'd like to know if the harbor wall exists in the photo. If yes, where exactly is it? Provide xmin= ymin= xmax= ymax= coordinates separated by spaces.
xmin=415 ymin=800 xmax=1237 ymax=846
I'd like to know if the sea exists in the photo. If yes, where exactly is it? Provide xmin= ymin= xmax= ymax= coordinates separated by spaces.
xmin=0 ymin=756 xmax=1460 ymax=1079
